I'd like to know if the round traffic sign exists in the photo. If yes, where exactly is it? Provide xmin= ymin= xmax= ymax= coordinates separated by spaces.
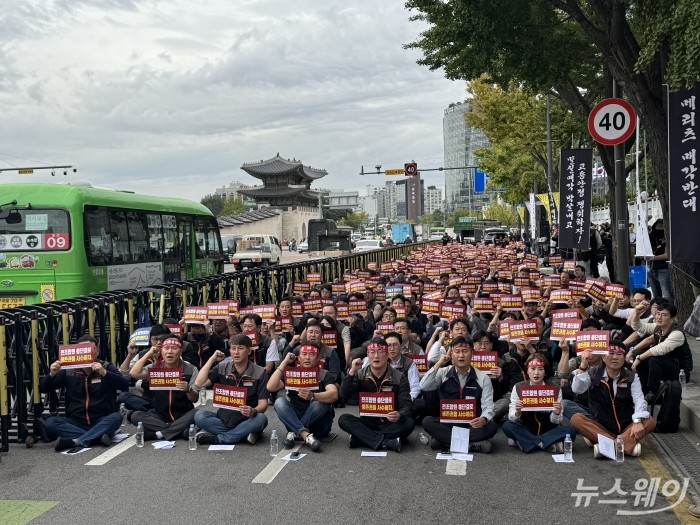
xmin=404 ymin=162 xmax=417 ymax=176
xmin=588 ymin=98 xmax=637 ymax=146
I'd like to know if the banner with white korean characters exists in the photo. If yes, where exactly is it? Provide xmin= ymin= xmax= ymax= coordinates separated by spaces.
xmin=558 ymin=149 xmax=593 ymax=250
xmin=668 ymin=84 xmax=700 ymax=262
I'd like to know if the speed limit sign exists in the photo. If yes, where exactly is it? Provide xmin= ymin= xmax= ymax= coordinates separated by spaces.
xmin=404 ymin=162 xmax=417 ymax=176
xmin=588 ymin=98 xmax=637 ymax=146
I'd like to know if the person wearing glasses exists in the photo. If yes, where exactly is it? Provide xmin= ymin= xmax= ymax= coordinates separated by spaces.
xmin=569 ymin=339 xmax=655 ymax=458
xmin=628 ymin=301 xmax=692 ymax=400
xmin=338 ymin=337 xmax=415 ymax=452
xmin=419 ymin=336 xmax=498 ymax=453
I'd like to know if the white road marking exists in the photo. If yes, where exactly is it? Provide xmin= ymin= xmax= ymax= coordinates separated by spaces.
xmin=85 ymin=436 xmax=136 ymax=466
xmin=252 ymin=444 xmax=302 ymax=484
xmin=445 ymin=459 xmax=467 ymax=475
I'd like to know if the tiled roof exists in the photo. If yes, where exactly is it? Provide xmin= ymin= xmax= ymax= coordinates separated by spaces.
xmin=241 ymin=154 xmax=327 ymax=180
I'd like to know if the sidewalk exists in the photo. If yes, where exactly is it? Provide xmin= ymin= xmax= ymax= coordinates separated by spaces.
xmin=680 ymin=336 xmax=700 ymax=437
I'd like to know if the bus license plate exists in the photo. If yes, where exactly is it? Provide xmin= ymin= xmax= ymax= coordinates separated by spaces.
xmin=0 ymin=297 xmax=26 ymax=309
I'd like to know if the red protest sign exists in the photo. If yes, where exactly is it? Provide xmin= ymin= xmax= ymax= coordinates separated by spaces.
xmin=336 ymin=302 xmax=350 ymax=320
xmin=348 ymin=299 xmax=367 ymax=314
xmin=407 ymin=354 xmax=428 ymax=376
xmin=563 ymin=260 xmax=576 ymax=270
xmin=58 ymin=343 xmax=95 ymax=369
xmin=148 ymin=367 xmax=182 ymax=390
xmin=508 ymin=320 xmax=539 ymax=342
xmin=549 ymin=254 xmax=563 ymax=265
xmin=243 ymin=331 xmax=259 ymax=349
xmin=550 ymin=289 xmax=572 ymax=304
xmin=207 ymin=302 xmax=230 ymax=320
xmin=421 ymin=298 xmax=441 ymax=315
xmin=284 ymin=367 xmax=320 ymax=391
xmin=551 ymin=308 xmax=581 ymax=321
xmin=470 ymin=351 xmax=499 ymax=371
xmin=212 ymin=384 xmax=247 ymax=410
xmin=275 ymin=316 xmax=294 ymax=333
xmin=332 ymin=283 xmax=346 ymax=295
xmin=321 ymin=330 xmax=338 ymax=347
xmin=605 ymin=283 xmax=625 ymax=299
xmin=222 ymin=300 xmax=240 ymax=315
xmin=472 ymin=297 xmax=494 ymax=312
xmin=359 ymin=392 xmax=395 ymax=417
xmin=584 ymin=278 xmax=607 ymax=302
xmin=500 ymin=294 xmax=523 ymax=311
xmin=513 ymin=277 xmax=531 ymax=288
xmin=375 ymin=322 xmax=394 ymax=335
xmin=293 ymin=281 xmax=311 ymax=294
xmin=165 ymin=324 xmax=183 ymax=336
xmin=575 ymin=330 xmax=610 ymax=355
xmin=569 ymin=280 xmax=586 ymax=297
xmin=498 ymin=319 xmax=512 ymax=340
xmin=303 ymin=298 xmax=322 ymax=313
xmin=439 ymin=398 xmax=476 ymax=423
xmin=183 ymin=306 xmax=208 ymax=324
xmin=291 ymin=303 xmax=304 ymax=317
xmin=439 ymin=302 xmax=466 ymax=320
xmin=307 ymin=272 xmax=322 ymax=283
xmin=550 ymin=319 xmax=582 ymax=342
xmin=520 ymin=288 xmax=541 ymax=302
xmin=519 ymin=384 xmax=557 ymax=412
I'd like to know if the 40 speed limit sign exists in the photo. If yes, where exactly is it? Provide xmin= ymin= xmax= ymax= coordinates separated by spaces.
xmin=588 ymin=98 xmax=637 ymax=146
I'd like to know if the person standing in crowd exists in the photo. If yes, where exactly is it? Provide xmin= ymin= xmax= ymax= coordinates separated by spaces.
xmin=646 ymin=219 xmax=673 ymax=301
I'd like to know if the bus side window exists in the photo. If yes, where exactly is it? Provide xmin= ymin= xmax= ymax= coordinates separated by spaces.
xmin=84 ymin=207 xmax=112 ymax=266
xmin=127 ymin=211 xmax=148 ymax=262
xmin=194 ymin=218 xmax=207 ymax=259
xmin=205 ymin=218 xmax=221 ymax=257
xmin=162 ymin=215 xmax=178 ymax=259
xmin=110 ymin=210 xmax=130 ymax=264
xmin=146 ymin=213 xmax=164 ymax=260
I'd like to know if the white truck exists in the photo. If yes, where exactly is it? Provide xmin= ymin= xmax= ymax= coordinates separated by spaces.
xmin=228 ymin=234 xmax=282 ymax=270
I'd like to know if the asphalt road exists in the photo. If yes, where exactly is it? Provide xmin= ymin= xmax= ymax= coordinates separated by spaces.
xmin=1 ymin=402 xmax=689 ymax=525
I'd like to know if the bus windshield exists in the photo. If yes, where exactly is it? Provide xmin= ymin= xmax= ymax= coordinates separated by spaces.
xmin=0 ymin=208 xmax=71 ymax=251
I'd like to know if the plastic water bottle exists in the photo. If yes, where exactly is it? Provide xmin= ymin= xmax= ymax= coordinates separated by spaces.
xmin=418 ymin=432 xmax=429 ymax=446
xmin=135 ymin=422 xmax=144 ymax=448
xmin=188 ymin=424 xmax=197 ymax=451
xmin=679 ymin=369 xmax=686 ymax=390
xmin=615 ymin=435 xmax=624 ymax=463
xmin=119 ymin=403 xmax=128 ymax=427
xmin=270 ymin=429 xmax=278 ymax=457
xmin=564 ymin=434 xmax=573 ymax=461
xmin=199 ymin=388 xmax=207 ymax=406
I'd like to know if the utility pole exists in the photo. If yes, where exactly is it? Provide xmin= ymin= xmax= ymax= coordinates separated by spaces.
xmin=613 ymin=80 xmax=630 ymax=286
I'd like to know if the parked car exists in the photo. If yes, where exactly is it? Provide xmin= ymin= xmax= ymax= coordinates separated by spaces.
xmin=229 ymin=234 xmax=282 ymax=270
xmin=482 ymin=227 xmax=509 ymax=244
xmin=353 ymin=239 xmax=383 ymax=252
xmin=298 ymin=240 xmax=309 ymax=253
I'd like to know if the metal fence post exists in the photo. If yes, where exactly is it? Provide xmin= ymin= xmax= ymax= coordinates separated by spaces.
xmin=0 ymin=320 xmax=8 ymax=453
xmin=109 ymin=302 xmax=117 ymax=364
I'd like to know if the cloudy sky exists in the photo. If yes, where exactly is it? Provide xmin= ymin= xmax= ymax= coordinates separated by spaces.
xmin=0 ymin=0 xmax=466 ymax=201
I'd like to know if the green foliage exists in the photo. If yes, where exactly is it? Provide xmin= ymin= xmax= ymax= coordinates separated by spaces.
xmin=200 ymin=193 xmax=225 ymax=216
xmin=338 ymin=212 xmax=368 ymax=230
xmin=446 ymin=208 xmax=481 ymax=228
xmin=419 ymin=209 xmax=445 ymax=226
xmin=219 ymin=197 xmax=247 ymax=217
xmin=482 ymin=201 xmax=518 ymax=226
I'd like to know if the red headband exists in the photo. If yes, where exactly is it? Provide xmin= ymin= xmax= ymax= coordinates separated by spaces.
xmin=162 ymin=337 xmax=182 ymax=348
xmin=367 ymin=342 xmax=388 ymax=353
xmin=298 ymin=345 xmax=319 ymax=354
xmin=608 ymin=345 xmax=626 ymax=355
xmin=527 ymin=359 xmax=545 ymax=368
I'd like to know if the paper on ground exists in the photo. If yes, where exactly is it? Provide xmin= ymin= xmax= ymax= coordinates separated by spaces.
xmin=552 ymin=454 xmax=574 ymax=463
xmin=282 ymin=453 xmax=307 ymax=461
xmin=450 ymin=427 xmax=470 ymax=454
xmin=208 ymin=444 xmax=235 ymax=451
xmin=152 ymin=440 xmax=175 ymax=449
xmin=361 ymin=451 xmax=387 ymax=457
xmin=111 ymin=433 xmax=130 ymax=443
xmin=597 ymin=434 xmax=616 ymax=460
xmin=436 ymin=452 xmax=473 ymax=461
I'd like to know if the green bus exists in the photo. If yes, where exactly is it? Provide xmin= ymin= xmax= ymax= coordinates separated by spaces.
xmin=0 ymin=183 xmax=224 ymax=307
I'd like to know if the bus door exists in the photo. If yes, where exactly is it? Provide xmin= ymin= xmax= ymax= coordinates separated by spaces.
xmin=178 ymin=220 xmax=194 ymax=279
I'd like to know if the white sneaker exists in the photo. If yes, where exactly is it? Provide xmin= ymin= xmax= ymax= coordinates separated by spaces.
xmin=304 ymin=433 xmax=321 ymax=452
xmin=593 ymin=444 xmax=601 ymax=459
xmin=507 ymin=438 xmax=518 ymax=447
xmin=282 ymin=431 xmax=296 ymax=448
xmin=630 ymin=443 xmax=642 ymax=457
xmin=583 ymin=437 xmax=594 ymax=448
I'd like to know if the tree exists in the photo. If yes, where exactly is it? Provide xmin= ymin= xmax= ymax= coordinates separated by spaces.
xmin=483 ymin=201 xmax=518 ymax=226
xmin=220 ymin=197 xmax=247 ymax=217
xmin=200 ymin=194 xmax=225 ymax=216
xmin=466 ymin=77 xmax=588 ymax=204
xmin=338 ymin=211 xmax=368 ymax=230
xmin=405 ymin=0 xmax=700 ymax=317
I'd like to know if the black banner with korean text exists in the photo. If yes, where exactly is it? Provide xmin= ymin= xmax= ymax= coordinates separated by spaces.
xmin=558 ymin=149 xmax=592 ymax=250
xmin=668 ymin=84 xmax=700 ymax=262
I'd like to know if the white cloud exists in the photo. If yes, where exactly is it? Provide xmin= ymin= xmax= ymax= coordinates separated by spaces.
xmin=0 ymin=0 xmax=465 ymax=199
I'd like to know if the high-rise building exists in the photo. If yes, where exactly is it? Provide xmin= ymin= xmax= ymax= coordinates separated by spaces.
xmin=424 ymin=185 xmax=443 ymax=215
xmin=443 ymin=102 xmax=491 ymax=215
